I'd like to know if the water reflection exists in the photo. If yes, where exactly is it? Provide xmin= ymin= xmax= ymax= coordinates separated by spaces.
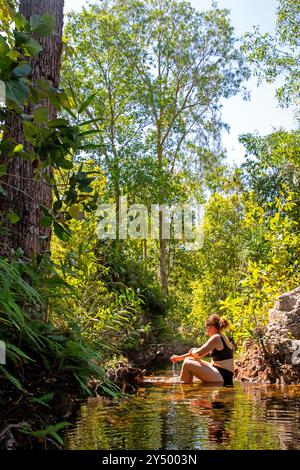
xmin=66 ymin=364 xmax=300 ymax=450
xmin=188 ymin=388 xmax=235 ymax=445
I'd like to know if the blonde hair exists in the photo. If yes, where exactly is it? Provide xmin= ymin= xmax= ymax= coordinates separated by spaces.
xmin=206 ymin=314 xmax=231 ymax=331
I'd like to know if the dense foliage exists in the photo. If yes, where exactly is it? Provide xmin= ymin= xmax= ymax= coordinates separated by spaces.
xmin=0 ymin=0 xmax=299 ymax=448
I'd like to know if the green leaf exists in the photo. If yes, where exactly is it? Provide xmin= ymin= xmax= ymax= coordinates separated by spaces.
xmin=58 ymin=92 xmax=72 ymax=110
xmin=47 ymin=335 xmax=66 ymax=342
xmin=68 ymin=204 xmax=81 ymax=219
xmin=47 ymin=118 xmax=69 ymax=128
xmin=32 ymin=422 xmax=72 ymax=436
xmin=40 ymin=205 xmax=51 ymax=217
xmin=7 ymin=210 xmax=20 ymax=224
xmin=13 ymin=144 xmax=24 ymax=153
xmin=51 ymin=432 xmax=64 ymax=446
xmin=14 ymin=32 xmax=30 ymax=47
xmin=14 ymin=13 xmax=27 ymax=30
xmin=0 ymin=36 xmax=9 ymax=55
xmin=0 ymin=366 xmax=23 ymax=391
xmin=29 ymin=14 xmax=41 ymax=32
xmin=61 ymin=105 xmax=77 ymax=120
xmin=30 ymin=13 xmax=55 ymax=37
xmin=54 ymin=222 xmax=71 ymax=242
xmin=23 ymin=38 xmax=43 ymax=57
xmin=41 ymin=216 xmax=52 ymax=228
xmin=78 ymin=116 xmax=104 ymax=127
xmin=19 ymin=151 xmax=35 ymax=161
xmin=56 ymin=159 xmax=73 ymax=170
xmin=21 ymin=421 xmax=71 ymax=447
xmin=78 ymin=92 xmax=98 ymax=114
xmin=29 ymin=392 xmax=54 ymax=408
xmin=11 ymin=63 xmax=31 ymax=78
xmin=33 ymin=106 xmax=49 ymax=123
xmin=23 ymin=121 xmax=40 ymax=141
xmin=77 ymin=144 xmax=103 ymax=150
xmin=101 ymin=384 xmax=120 ymax=398
xmin=36 ymin=78 xmax=50 ymax=90
xmin=73 ymin=373 xmax=92 ymax=395
xmin=79 ymin=129 xmax=101 ymax=137
xmin=53 ymin=200 xmax=63 ymax=211
xmin=0 ymin=139 xmax=14 ymax=153
xmin=6 ymin=50 xmax=21 ymax=61
xmin=6 ymin=344 xmax=34 ymax=362
xmin=6 ymin=79 xmax=29 ymax=104
xmin=0 ymin=164 xmax=7 ymax=177
xmin=78 ymin=186 xmax=93 ymax=193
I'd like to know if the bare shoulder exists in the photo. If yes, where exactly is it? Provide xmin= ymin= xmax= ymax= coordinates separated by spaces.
xmin=207 ymin=334 xmax=222 ymax=347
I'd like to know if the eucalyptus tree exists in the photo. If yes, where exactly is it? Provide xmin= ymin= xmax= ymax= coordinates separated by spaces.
xmin=64 ymin=0 xmax=249 ymax=294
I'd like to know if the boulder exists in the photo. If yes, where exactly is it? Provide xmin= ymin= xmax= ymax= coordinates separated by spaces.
xmin=235 ymin=286 xmax=300 ymax=384
xmin=105 ymin=361 xmax=144 ymax=393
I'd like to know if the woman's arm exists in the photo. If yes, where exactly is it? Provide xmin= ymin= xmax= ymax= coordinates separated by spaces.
xmin=170 ymin=352 xmax=193 ymax=363
xmin=170 ymin=336 xmax=221 ymax=363
xmin=191 ymin=335 xmax=221 ymax=358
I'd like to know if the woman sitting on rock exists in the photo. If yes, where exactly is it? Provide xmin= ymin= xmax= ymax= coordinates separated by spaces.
xmin=170 ymin=315 xmax=234 ymax=386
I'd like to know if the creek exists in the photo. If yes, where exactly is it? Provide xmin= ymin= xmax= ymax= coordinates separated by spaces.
xmin=65 ymin=361 xmax=300 ymax=450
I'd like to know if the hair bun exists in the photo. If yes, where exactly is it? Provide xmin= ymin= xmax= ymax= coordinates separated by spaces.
xmin=219 ymin=317 xmax=230 ymax=330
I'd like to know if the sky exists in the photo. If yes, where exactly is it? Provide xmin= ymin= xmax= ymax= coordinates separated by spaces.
xmin=63 ymin=0 xmax=297 ymax=165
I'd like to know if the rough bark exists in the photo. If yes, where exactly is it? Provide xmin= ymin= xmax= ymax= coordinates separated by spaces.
xmin=0 ymin=0 xmax=64 ymax=259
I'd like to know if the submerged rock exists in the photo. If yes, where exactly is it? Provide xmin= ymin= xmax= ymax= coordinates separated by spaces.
xmin=105 ymin=361 xmax=144 ymax=393
xmin=235 ymin=286 xmax=300 ymax=384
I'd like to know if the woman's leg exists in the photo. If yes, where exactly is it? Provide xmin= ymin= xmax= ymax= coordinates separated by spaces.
xmin=179 ymin=358 xmax=224 ymax=384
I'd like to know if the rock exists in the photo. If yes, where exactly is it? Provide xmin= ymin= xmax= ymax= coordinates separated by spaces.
xmin=242 ymin=338 xmax=255 ymax=351
xmin=105 ymin=361 xmax=144 ymax=393
xmin=236 ymin=285 xmax=300 ymax=384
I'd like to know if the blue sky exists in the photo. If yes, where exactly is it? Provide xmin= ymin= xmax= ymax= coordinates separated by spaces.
xmin=64 ymin=0 xmax=296 ymax=165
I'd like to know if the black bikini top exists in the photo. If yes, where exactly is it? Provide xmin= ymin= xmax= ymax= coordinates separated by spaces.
xmin=210 ymin=335 xmax=233 ymax=361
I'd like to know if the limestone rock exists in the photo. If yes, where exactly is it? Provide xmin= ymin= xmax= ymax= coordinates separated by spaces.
xmin=236 ymin=286 xmax=300 ymax=384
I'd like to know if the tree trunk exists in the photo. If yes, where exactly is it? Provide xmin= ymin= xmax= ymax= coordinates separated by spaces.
xmin=0 ymin=0 xmax=64 ymax=259
xmin=157 ymin=130 xmax=168 ymax=295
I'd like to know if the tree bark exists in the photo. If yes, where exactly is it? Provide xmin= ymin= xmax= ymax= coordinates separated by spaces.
xmin=0 ymin=0 xmax=64 ymax=259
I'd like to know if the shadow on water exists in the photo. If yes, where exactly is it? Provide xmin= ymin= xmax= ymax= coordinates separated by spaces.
xmin=65 ymin=361 xmax=300 ymax=450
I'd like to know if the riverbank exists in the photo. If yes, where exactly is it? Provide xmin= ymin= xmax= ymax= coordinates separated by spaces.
xmin=0 ymin=363 xmax=85 ymax=449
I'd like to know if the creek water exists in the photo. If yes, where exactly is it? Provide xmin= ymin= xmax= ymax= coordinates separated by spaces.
xmin=66 ymin=362 xmax=300 ymax=450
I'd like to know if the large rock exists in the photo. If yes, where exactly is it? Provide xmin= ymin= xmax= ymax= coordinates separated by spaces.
xmin=235 ymin=286 xmax=300 ymax=384
xmin=269 ymin=286 xmax=300 ymax=338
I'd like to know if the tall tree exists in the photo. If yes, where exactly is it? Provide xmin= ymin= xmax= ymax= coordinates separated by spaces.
xmin=63 ymin=5 xmax=148 ymax=241
xmin=64 ymin=0 xmax=249 ymax=294
xmin=1 ymin=0 xmax=64 ymax=258
xmin=116 ymin=0 xmax=249 ymax=294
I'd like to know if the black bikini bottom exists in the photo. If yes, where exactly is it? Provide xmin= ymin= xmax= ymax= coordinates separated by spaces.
xmin=214 ymin=366 xmax=234 ymax=387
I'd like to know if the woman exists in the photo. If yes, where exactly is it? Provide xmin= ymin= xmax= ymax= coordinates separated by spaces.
xmin=170 ymin=314 xmax=234 ymax=386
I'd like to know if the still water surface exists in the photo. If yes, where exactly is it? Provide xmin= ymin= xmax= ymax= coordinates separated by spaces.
xmin=66 ymin=362 xmax=300 ymax=450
